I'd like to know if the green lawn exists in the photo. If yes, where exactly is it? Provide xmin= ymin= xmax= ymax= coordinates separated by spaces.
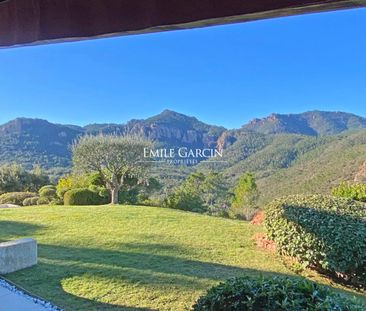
xmin=0 ymin=205 xmax=364 ymax=310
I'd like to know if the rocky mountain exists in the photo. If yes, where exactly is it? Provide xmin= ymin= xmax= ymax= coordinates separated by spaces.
xmin=242 ymin=111 xmax=366 ymax=136
xmin=354 ymin=160 xmax=366 ymax=183
xmin=0 ymin=110 xmax=226 ymax=169
xmin=1 ymin=110 xmax=366 ymax=202
xmin=85 ymin=109 xmax=226 ymax=149
xmin=0 ymin=118 xmax=83 ymax=169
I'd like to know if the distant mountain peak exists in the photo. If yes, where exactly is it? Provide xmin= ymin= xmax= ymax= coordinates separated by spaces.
xmin=145 ymin=109 xmax=199 ymax=123
xmin=7 ymin=117 xmax=50 ymax=125
xmin=243 ymin=111 xmax=366 ymax=136
xmin=1 ymin=110 xmax=366 ymax=170
xmin=161 ymin=109 xmax=178 ymax=115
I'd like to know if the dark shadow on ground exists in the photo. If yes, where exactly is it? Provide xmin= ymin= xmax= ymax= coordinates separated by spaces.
xmin=7 ymin=242 xmax=296 ymax=311
xmin=40 ymin=243 xmax=280 ymax=281
xmin=6 ymin=241 xmax=366 ymax=310
xmin=0 ymin=220 xmax=44 ymax=242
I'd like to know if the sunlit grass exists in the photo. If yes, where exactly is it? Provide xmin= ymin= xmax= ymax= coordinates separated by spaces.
xmin=0 ymin=205 xmax=364 ymax=310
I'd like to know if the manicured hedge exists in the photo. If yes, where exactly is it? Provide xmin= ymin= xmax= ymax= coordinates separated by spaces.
xmin=193 ymin=276 xmax=365 ymax=311
xmin=64 ymin=188 xmax=109 ymax=206
xmin=332 ymin=182 xmax=366 ymax=202
xmin=37 ymin=197 xmax=50 ymax=205
xmin=23 ymin=196 xmax=40 ymax=206
xmin=39 ymin=185 xmax=57 ymax=199
xmin=265 ymin=195 xmax=366 ymax=288
xmin=0 ymin=192 xmax=37 ymax=206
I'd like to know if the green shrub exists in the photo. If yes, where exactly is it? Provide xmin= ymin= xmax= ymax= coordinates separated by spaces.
xmin=37 ymin=197 xmax=50 ymax=205
xmin=0 ymin=192 xmax=37 ymax=206
xmin=332 ymin=182 xmax=366 ymax=202
xmin=23 ymin=196 xmax=40 ymax=206
xmin=49 ymin=198 xmax=63 ymax=205
xmin=39 ymin=185 xmax=57 ymax=200
xmin=265 ymin=195 xmax=366 ymax=288
xmin=163 ymin=172 xmax=228 ymax=213
xmin=163 ymin=190 xmax=205 ymax=212
xmin=88 ymin=185 xmax=109 ymax=200
xmin=39 ymin=185 xmax=56 ymax=193
xmin=230 ymin=172 xmax=259 ymax=220
xmin=0 ymin=164 xmax=49 ymax=194
xmin=39 ymin=185 xmax=56 ymax=191
xmin=56 ymin=175 xmax=73 ymax=198
xmin=64 ymin=188 xmax=109 ymax=206
xmin=138 ymin=197 xmax=162 ymax=207
xmin=119 ymin=188 xmax=139 ymax=204
xmin=87 ymin=172 xmax=105 ymax=187
xmin=31 ymin=196 xmax=40 ymax=205
xmin=192 ymin=276 xmax=365 ymax=311
xmin=22 ymin=197 xmax=32 ymax=206
xmin=98 ymin=187 xmax=110 ymax=199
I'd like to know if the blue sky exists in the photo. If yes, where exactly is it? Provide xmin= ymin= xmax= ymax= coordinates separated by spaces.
xmin=0 ymin=7 xmax=366 ymax=129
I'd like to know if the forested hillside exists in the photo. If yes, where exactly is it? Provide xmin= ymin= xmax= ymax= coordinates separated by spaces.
xmin=1 ymin=110 xmax=365 ymax=203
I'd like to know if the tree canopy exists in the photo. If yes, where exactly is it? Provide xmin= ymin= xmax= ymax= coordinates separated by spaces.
xmin=72 ymin=134 xmax=154 ymax=204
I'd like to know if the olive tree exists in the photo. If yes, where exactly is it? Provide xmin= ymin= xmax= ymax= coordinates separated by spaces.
xmin=72 ymin=134 xmax=154 ymax=204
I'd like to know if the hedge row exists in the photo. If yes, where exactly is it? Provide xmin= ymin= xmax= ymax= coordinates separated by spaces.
xmin=23 ymin=197 xmax=40 ymax=206
xmin=64 ymin=188 xmax=109 ymax=206
xmin=193 ymin=276 xmax=365 ymax=310
xmin=265 ymin=195 xmax=366 ymax=288
xmin=0 ymin=192 xmax=36 ymax=206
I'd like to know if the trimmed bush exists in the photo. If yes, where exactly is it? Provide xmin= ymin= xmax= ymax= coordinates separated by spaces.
xmin=38 ymin=185 xmax=57 ymax=204
xmin=98 ymin=187 xmax=110 ymax=199
xmin=22 ymin=197 xmax=32 ymax=206
xmin=39 ymin=185 xmax=57 ymax=197
xmin=49 ymin=198 xmax=63 ymax=205
xmin=192 ymin=276 xmax=365 ymax=311
xmin=0 ymin=192 xmax=37 ymax=206
xmin=39 ymin=185 xmax=56 ymax=191
xmin=23 ymin=196 xmax=40 ymax=206
xmin=64 ymin=188 xmax=109 ymax=206
xmin=332 ymin=182 xmax=366 ymax=202
xmin=31 ymin=196 xmax=40 ymax=205
xmin=88 ymin=185 xmax=109 ymax=200
xmin=37 ymin=197 xmax=50 ymax=205
xmin=265 ymin=195 xmax=366 ymax=288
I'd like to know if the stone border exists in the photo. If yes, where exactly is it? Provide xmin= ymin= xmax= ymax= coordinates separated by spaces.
xmin=0 ymin=238 xmax=37 ymax=274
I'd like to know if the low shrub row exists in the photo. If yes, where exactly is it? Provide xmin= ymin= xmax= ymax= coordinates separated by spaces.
xmin=193 ymin=276 xmax=365 ymax=310
xmin=23 ymin=196 xmax=40 ymax=206
xmin=0 ymin=192 xmax=36 ymax=205
xmin=265 ymin=195 xmax=366 ymax=288
xmin=64 ymin=188 xmax=109 ymax=206
xmin=0 ymin=185 xmax=63 ymax=206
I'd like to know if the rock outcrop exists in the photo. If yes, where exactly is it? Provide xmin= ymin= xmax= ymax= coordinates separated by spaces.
xmin=354 ymin=161 xmax=366 ymax=183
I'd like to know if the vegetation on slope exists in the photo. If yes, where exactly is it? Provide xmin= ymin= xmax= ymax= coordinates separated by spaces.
xmin=243 ymin=111 xmax=366 ymax=136
xmin=256 ymin=130 xmax=366 ymax=204
xmin=1 ymin=111 xmax=366 ymax=205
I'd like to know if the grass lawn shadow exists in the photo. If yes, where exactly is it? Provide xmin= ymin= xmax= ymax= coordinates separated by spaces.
xmin=9 ymin=243 xmax=294 ymax=310
xmin=0 ymin=220 xmax=44 ymax=243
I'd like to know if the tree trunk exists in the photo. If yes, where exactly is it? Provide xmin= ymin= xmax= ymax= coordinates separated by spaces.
xmin=111 ymin=187 xmax=119 ymax=204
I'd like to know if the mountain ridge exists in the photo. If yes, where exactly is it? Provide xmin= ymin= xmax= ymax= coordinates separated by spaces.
xmin=1 ymin=109 xmax=365 ymax=172
xmin=243 ymin=110 xmax=366 ymax=136
xmin=1 ymin=109 xmax=366 ymax=201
